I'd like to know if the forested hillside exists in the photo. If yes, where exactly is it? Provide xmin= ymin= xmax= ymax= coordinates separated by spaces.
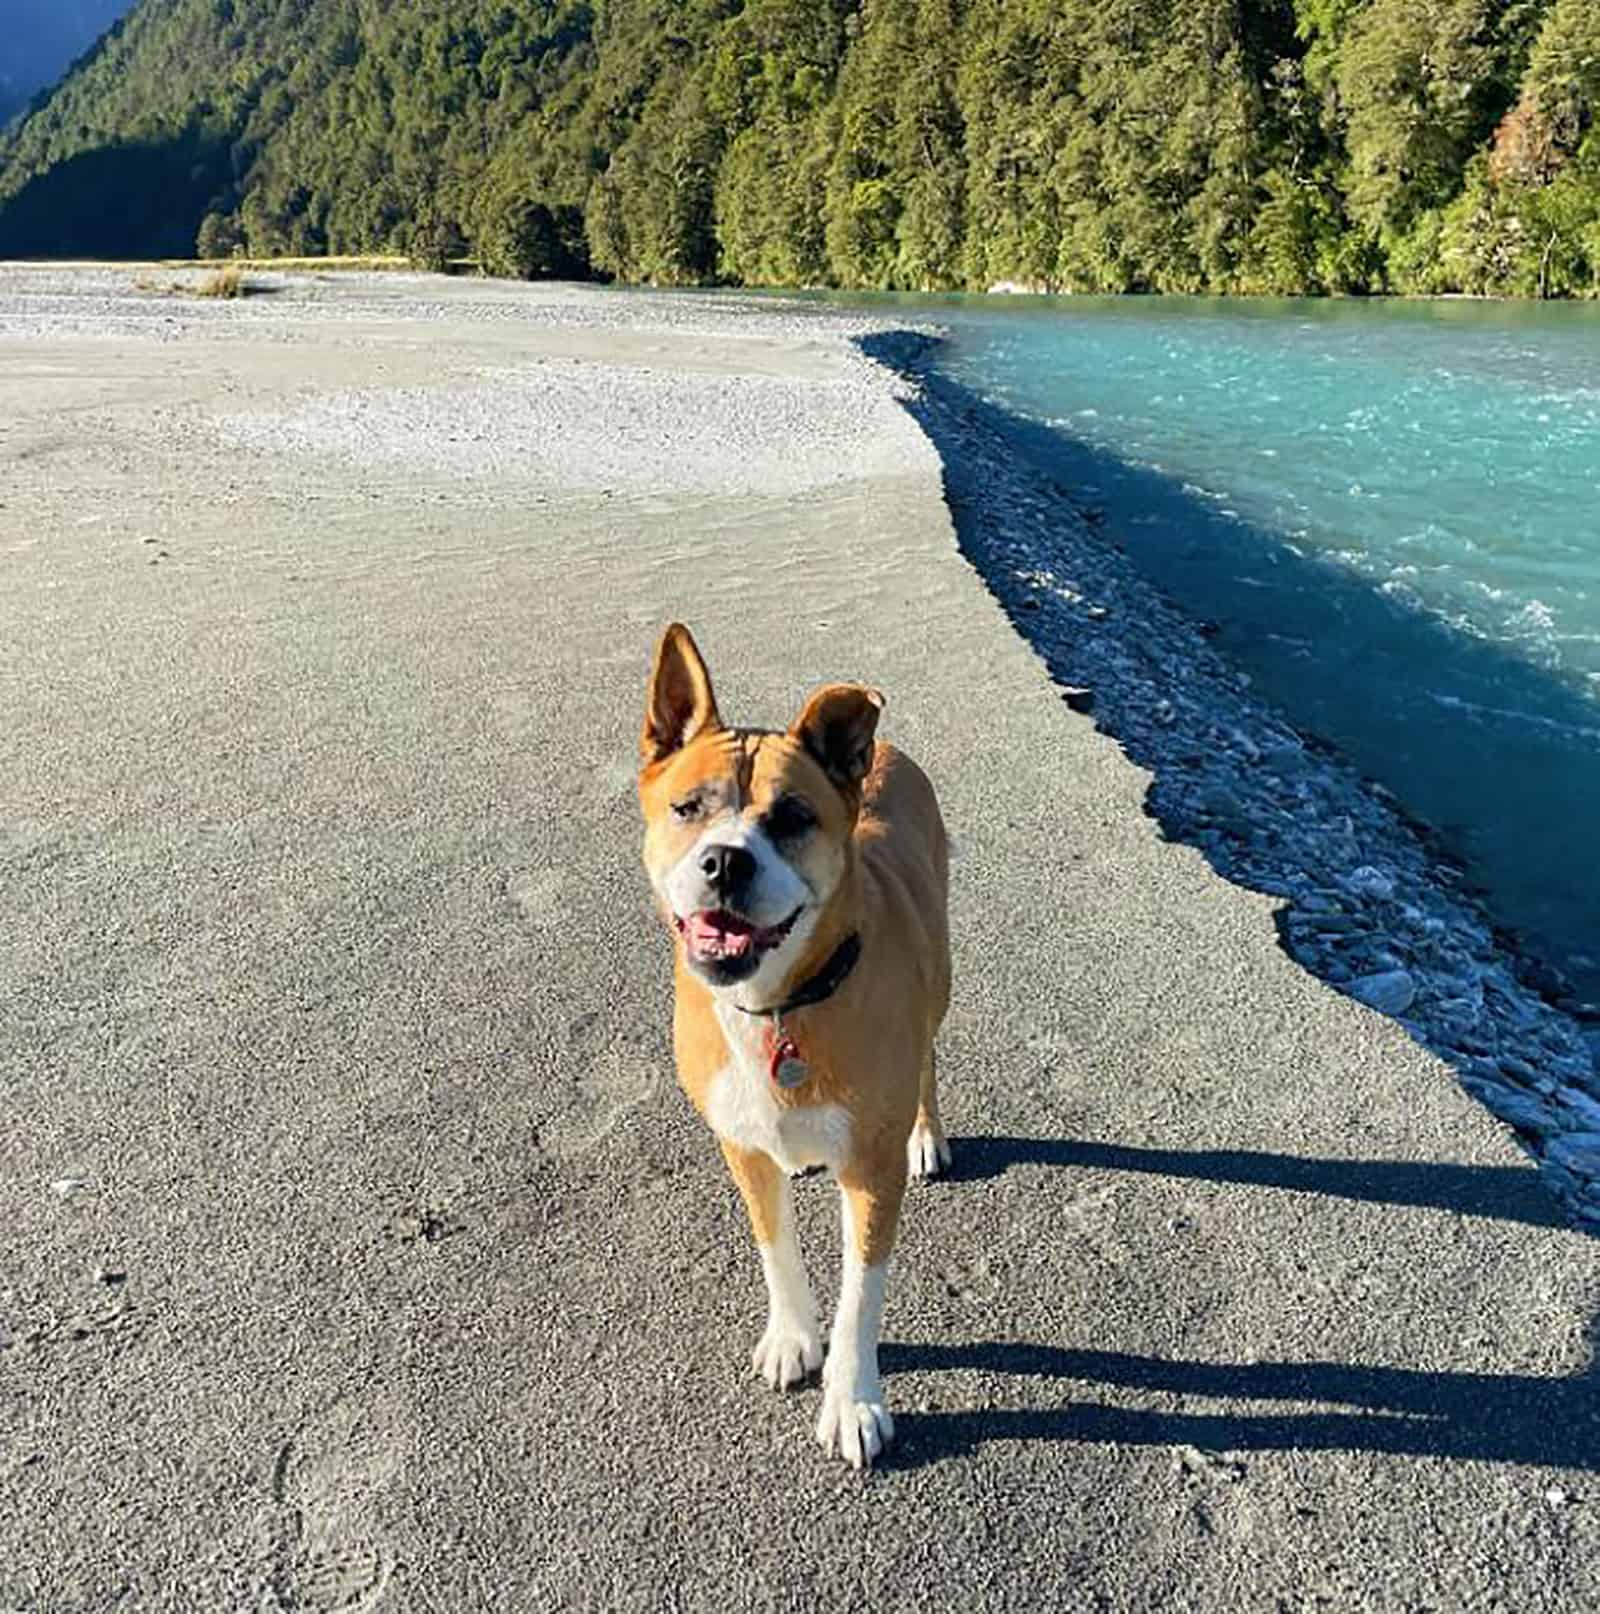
xmin=2 ymin=0 xmax=1598 ymax=296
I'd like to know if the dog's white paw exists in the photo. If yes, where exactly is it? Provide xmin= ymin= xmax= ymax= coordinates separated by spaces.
xmin=752 ymin=1322 xmax=823 ymax=1391
xmin=907 ymin=1119 xmax=952 ymax=1182
xmin=815 ymin=1385 xmax=895 ymax=1469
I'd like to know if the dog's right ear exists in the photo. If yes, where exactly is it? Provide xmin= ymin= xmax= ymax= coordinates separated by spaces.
xmin=641 ymin=623 xmax=722 ymax=769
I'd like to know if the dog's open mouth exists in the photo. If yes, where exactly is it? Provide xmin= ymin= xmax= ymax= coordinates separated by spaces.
xmin=676 ymin=906 xmax=802 ymax=965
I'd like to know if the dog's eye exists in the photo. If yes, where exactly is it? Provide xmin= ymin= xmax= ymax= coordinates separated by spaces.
xmin=766 ymin=796 xmax=815 ymax=839
xmin=671 ymin=797 xmax=701 ymax=822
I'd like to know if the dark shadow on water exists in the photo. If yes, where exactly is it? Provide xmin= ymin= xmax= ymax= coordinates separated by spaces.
xmin=944 ymin=1134 xmax=1569 ymax=1230
xmin=0 ymin=131 xmax=230 ymax=259
xmin=880 ymin=1331 xmax=1600 ymax=1472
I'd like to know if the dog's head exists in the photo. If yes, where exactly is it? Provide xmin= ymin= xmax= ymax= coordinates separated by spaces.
xmin=638 ymin=623 xmax=882 ymax=997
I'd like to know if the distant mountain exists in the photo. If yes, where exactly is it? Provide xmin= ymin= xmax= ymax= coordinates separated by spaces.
xmin=0 ymin=1 xmax=134 ymax=126
xmin=0 ymin=0 xmax=1596 ymax=297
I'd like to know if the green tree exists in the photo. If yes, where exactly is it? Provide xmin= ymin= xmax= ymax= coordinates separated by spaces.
xmin=1337 ymin=0 xmax=1507 ymax=242
xmin=196 ymin=209 xmax=243 ymax=258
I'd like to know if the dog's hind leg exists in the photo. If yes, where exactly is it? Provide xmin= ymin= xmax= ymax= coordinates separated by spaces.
xmin=906 ymin=1044 xmax=952 ymax=1181
xmin=720 ymin=1140 xmax=822 ymax=1391
xmin=817 ymin=1158 xmax=905 ymax=1468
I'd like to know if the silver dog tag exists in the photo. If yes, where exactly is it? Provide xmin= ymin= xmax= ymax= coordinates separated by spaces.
xmin=769 ymin=1030 xmax=809 ymax=1089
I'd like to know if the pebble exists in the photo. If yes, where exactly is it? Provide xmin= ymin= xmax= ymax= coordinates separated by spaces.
xmin=1297 ymin=913 xmax=1360 ymax=933
xmin=1172 ymin=1444 xmax=1245 ymax=1482
xmin=1541 ymin=1160 xmax=1585 ymax=1197
xmin=1545 ymin=1134 xmax=1600 ymax=1175
xmin=1345 ymin=865 xmax=1396 ymax=901
xmin=1558 ymin=1087 xmax=1600 ymax=1131
xmin=1197 ymin=784 xmax=1244 ymax=822
xmin=1349 ymin=969 xmax=1418 ymax=1016
xmin=1547 ymin=1053 xmax=1591 ymax=1086
xmin=1435 ymin=996 xmax=1482 ymax=1025
xmin=1464 ymin=1084 xmax=1558 ymax=1137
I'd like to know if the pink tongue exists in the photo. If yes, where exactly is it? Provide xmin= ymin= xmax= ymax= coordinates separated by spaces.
xmin=687 ymin=912 xmax=757 ymax=956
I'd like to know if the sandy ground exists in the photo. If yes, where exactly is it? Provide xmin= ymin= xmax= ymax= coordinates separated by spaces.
xmin=1 ymin=267 xmax=1596 ymax=1612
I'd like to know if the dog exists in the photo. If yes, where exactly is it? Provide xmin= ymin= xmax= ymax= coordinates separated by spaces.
xmin=637 ymin=623 xmax=951 ymax=1467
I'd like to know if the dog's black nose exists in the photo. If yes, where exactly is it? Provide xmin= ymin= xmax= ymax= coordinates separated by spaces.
xmin=700 ymin=843 xmax=756 ymax=892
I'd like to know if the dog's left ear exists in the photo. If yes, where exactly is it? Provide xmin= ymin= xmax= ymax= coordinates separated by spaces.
xmin=789 ymin=683 xmax=884 ymax=793
xmin=642 ymin=623 xmax=722 ymax=768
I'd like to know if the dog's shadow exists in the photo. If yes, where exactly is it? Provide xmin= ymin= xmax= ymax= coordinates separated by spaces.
xmin=881 ymin=1336 xmax=1600 ymax=1472
xmin=942 ymin=1133 xmax=1573 ymax=1230
xmin=880 ymin=1134 xmax=1598 ymax=1473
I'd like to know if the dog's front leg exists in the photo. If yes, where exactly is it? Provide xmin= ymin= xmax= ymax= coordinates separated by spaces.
xmin=817 ymin=1158 xmax=905 ymax=1468
xmin=720 ymin=1139 xmax=823 ymax=1390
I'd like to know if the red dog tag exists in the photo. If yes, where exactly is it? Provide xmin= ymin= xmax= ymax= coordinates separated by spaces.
xmin=769 ymin=1028 xmax=809 ymax=1089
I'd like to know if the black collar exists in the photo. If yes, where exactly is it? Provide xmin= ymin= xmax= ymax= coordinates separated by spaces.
xmin=737 ymin=932 xmax=862 ymax=1020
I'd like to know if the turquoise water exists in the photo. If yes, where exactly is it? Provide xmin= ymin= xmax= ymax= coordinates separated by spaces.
xmin=834 ymin=293 xmax=1600 ymax=1001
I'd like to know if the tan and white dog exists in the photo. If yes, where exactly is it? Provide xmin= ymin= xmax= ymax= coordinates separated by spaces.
xmin=638 ymin=623 xmax=951 ymax=1468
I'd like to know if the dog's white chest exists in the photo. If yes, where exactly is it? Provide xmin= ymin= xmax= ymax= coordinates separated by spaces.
xmin=704 ymin=1009 xmax=850 ymax=1176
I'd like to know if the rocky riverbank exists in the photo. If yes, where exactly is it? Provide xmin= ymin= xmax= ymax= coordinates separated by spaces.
xmin=862 ymin=329 xmax=1600 ymax=1236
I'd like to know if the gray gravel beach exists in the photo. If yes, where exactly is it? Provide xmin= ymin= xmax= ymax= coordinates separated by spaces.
xmin=2 ymin=267 xmax=1596 ymax=1611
